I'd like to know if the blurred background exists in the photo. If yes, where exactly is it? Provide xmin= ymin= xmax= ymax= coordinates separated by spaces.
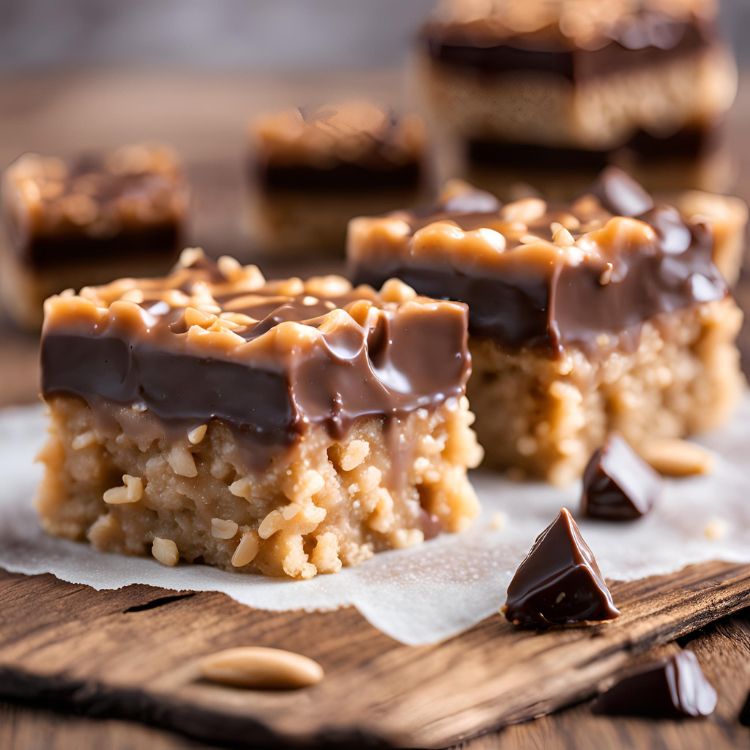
xmin=0 ymin=0 xmax=748 ymax=70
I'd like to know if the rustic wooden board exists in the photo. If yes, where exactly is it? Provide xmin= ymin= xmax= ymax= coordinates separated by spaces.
xmin=0 ymin=563 xmax=748 ymax=748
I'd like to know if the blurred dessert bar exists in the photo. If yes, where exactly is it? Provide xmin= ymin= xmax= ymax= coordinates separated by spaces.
xmin=348 ymin=169 xmax=744 ymax=484
xmin=37 ymin=249 xmax=482 ymax=578
xmin=247 ymin=100 xmax=428 ymax=258
xmin=1 ymin=144 xmax=189 ymax=330
xmin=417 ymin=0 xmax=737 ymax=195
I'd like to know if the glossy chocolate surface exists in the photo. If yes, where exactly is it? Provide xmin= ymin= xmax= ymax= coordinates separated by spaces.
xmin=421 ymin=10 xmax=714 ymax=82
xmin=581 ymin=434 xmax=663 ymax=521
xmin=503 ymin=508 xmax=620 ymax=627
xmin=593 ymin=651 xmax=717 ymax=718
xmin=41 ymin=254 xmax=470 ymax=467
xmin=349 ymin=168 xmax=728 ymax=356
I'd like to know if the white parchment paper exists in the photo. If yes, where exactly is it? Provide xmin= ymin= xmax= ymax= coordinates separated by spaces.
xmin=0 ymin=402 xmax=748 ymax=645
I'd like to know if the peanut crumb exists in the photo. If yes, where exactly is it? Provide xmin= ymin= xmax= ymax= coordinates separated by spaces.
xmin=152 ymin=537 xmax=179 ymax=566
xmin=704 ymin=517 xmax=729 ymax=541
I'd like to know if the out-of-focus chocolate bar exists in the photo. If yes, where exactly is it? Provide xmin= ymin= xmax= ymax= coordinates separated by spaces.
xmin=417 ymin=0 xmax=737 ymax=195
xmin=503 ymin=508 xmax=620 ymax=627
xmin=246 ymin=101 xmax=428 ymax=258
xmin=348 ymin=169 xmax=745 ymax=483
xmin=0 ymin=144 xmax=189 ymax=330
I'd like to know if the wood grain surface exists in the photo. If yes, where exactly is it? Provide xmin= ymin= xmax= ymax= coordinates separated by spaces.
xmin=0 ymin=70 xmax=749 ymax=749
xmin=0 ymin=562 xmax=748 ymax=748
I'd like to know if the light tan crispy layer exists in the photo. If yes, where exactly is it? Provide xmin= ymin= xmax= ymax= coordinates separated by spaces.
xmin=37 ymin=394 xmax=482 ymax=578
xmin=468 ymin=297 xmax=742 ymax=484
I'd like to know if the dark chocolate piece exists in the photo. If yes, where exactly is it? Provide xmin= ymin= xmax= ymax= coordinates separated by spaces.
xmin=421 ymin=12 xmax=714 ymax=83
xmin=740 ymin=691 xmax=750 ymax=727
xmin=503 ymin=508 xmax=620 ymax=627
xmin=590 ymin=166 xmax=654 ymax=217
xmin=41 ymin=257 xmax=471 ymax=470
xmin=581 ymin=434 xmax=663 ymax=521
xmin=593 ymin=651 xmax=717 ymax=718
xmin=350 ymin=169 xmax=727 ymax=356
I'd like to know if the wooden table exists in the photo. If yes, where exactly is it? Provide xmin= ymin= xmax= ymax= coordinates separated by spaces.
xmin=0 ymin=71 xmax=749 ymax=749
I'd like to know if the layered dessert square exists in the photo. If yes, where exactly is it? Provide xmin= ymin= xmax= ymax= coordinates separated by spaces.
xmin=1 ymin=144 xmax=189 ymax=330
xmin=348 ymin=169 xmax=744 ymax=484
xmin=37 ymin=249 xmax=482 ymax=578
xmin=247 ymin=100 xmax=428 ymax=258
xmin=417 ymin=0 xmax=737 ymax=195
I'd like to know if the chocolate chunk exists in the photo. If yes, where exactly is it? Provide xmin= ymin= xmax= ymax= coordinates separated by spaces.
xmin=581 ymin=434 xmax=663 ymax=521
xmin=593 ymin=651 xmax=717 ymax=719
xmin=503 ymin=508 xmax=620 ymax=627
xmin=591 ymin=166 xmax=654 ymax=217
xmin=441 ymin=187 xmax=501 ymax=215
xmin=740 ymin=691 xmax=750 ymax=727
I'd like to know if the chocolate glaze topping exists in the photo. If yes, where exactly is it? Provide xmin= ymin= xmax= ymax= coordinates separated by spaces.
xmin=593 ymin=651 xmax=717 ymax=718
xmin=349 ymin=168 xmax=728 ymax=356
xmin=581 ymin=434 xmax=663 ymax=521
xmin=421 ymin=6 xmax=716 ymax=82
xmin=503 ymin=508 xmax=620 ymax=627
xmin=41 ymin=252 xmax=470 ymax=468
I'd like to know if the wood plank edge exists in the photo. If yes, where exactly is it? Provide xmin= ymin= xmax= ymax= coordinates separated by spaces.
xmin=0 ymin=666 xmax=394 ymax=750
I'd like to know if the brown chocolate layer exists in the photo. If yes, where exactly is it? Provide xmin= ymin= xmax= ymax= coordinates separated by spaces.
xmin=421 ymin=12 xmax=715 ymax=82
xmin=253 ymin=160 xmax=423 ymax=193
xmin=12 ymin=224 xmax=181 ymax=269
xmin=41 ymin=254 xmax=470 ymax=468
xmin=348 ymin=169 xmax=728 ymax=355
xmin=467 ymin=123 xmax=723 ymax=171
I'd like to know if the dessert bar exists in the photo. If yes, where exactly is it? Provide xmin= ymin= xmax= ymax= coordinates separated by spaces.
xmin=348 ymin=169 xmax=744 ymax=483
xmin=247 ymin=101 xmax=428 ymax=257
xmin=1 ymin=144 xmax=189 ymax=329
xmin=38 ymin=250 xmax=482 ymax=578
xmin=417 ymin=0 xmax=737 ymax=194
